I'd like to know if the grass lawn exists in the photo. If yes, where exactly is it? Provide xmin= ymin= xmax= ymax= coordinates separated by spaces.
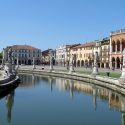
xmin=54 ymin=69 xmax=121 ymax=79
xmin=98 ymin=72 xmax=121 ymax=78
xmin=75 ymin=70 xmax=121 ymax=78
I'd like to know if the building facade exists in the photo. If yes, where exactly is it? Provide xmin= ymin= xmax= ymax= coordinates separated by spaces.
xmin=56 ymin=44 xmax=80 ymax=66
xmin=70 ymin=42 xmax=96 ymax=67
xmin=56 ymin=45 xmax=68 ymax=66
xmin=100 ymin=38 xmax=110 ymax=68
xmin=41 ymin=49 xmax=56 ymax=65
xmin=4 ymin=45 xmax=41 ymax=65
xmin=110 ymin=29 xmax=125 ymax=69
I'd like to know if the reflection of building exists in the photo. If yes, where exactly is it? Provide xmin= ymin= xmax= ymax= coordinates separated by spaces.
xmin=54 ymin=77 xmax=125 ymax=114
xmin=5 ymin=91 xmax=14 ymax=123
xmin=4 ymin=45 xmax=41 ymax=65
xmin=19 ymin=74 xmax=41 ymax=88
xmin=110 ymin=29 xmax=125 ymax=69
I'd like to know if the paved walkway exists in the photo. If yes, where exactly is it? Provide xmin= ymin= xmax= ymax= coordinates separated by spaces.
xmin=19 ymin=65 xmax=122 ymax=74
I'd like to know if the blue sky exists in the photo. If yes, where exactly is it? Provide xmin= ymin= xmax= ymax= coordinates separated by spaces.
xmin=0 ymin=0 xmax=125 ymax=51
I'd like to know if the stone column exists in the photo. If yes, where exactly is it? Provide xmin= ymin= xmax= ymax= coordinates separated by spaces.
xmin=115 ymin=61 xmax=117 ymax=69
xmin=32 ymin=57 xmax=36 ymax=69
xmin=120 ymin=64 xmax=122 ymax=70
xmin=104 ymin=63 xmax=106 ymax=68
xmin=109 ymin=34 xmax=112 ymax=69
xmin=115 ymin=44 xmax=117 ymax=53
xmin=120 ymin=43 xmax=122 ymax=53
xmin=91 ymin=52 xmax=99 ymax=75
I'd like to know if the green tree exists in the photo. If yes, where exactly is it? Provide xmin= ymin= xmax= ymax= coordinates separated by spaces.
xmin=0 ymin=52 xmax=3 ymax=59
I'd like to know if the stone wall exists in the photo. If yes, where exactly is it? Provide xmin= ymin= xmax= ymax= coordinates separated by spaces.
xmin=18 ymin=69 xmax=125 ymax=95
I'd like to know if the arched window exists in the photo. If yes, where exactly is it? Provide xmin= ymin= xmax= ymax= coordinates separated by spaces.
xmin=116 ymin=57 xmax=120 ymax=69
xmin=112 ymin=57 xmax=115 ymax=68
xmin=122 ymin=39 xmax=125 ymax=51
xmin=117 ymin=40 xmax=120 ymax=52
xmin=112 ymin=41 xmax=115 ymax=52
xmin=77 ymin=60 xmax=80 ymax=67
xmin=81 ymin=60 xmax=84 ymax=66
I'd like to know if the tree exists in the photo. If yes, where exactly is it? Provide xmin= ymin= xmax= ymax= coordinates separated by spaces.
xmin=0 ymin=52 xmax=2 ymax=59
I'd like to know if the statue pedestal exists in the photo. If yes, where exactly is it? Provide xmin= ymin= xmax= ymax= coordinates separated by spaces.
xmin=119 ymin=49 xmax=125 ymax=84
xmin=16 ymin=65 xmax=19 ymax=69
xmin=120 ymin=66 xmax=125 ymax=78
xmin=33 ymin=65 xmax=36 ymax=70
xmin=49 ymin=65 xmax=53 ymax=72
xmin=120 ymin=65 xmax=125 ymax=83
xmin=91 ymin=65 xmax=99 ymax=75
xmin=69 ymin=64 xmax=74 ymax=73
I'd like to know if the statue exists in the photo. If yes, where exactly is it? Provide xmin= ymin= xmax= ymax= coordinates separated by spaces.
xmin=49 ymin=50 xmax=53 ymax=71
xmin=69 ymin=54 xmax=74 ymax=73
xmin=32 ymin=57 xmax=36 ymax=69
xmin=119 ymin=49 xmax=125 ymax=84
xmin=3 ymin=47 xmax=16 ymax=77
xmin=91 ymin=52 xmax=99 ymax=75
xmin=7 ymin=47 xmax=13 ymax=63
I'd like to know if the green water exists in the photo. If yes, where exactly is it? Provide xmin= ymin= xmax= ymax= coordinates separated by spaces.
xmin=0 ymin=74 xmax=124 ymax=125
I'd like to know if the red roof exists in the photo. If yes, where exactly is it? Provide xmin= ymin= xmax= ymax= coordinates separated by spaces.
xmin=72 ymin=42 xmax=96 ymax=49
xmin=11 ymin=45 xmax=40 ymax=51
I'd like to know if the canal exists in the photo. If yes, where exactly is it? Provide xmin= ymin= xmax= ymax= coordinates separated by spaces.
xmin=0 ymin=74 xmax=124 ymax=125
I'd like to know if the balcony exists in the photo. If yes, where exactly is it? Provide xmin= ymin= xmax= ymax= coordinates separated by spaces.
xmin=101 ymin=49 xmax=109 ymax=52
xmin=111 ymin=29 xmax=125 ymax=35
xmin=101 ymin=54 xmax=109 ymax=57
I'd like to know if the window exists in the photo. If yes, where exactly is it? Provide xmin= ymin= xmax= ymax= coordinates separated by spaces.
xmin=80 ymin=54 xmax=82 ymax=58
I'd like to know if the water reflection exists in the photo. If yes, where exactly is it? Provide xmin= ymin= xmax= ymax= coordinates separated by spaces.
xmin=19 ymin=74 xmax=125 ymax=111
xmin=18 ymin=74 xmax=125 ymax=125
xmin=5 ymin=91 xmax=14 ymax=123
xmin=0 ymin=82 xmax=18 ymax=124
xmin=0 ymin=74 xmax=122 ymax=125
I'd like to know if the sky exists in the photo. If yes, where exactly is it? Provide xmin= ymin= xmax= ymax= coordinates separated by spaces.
xmin=0 ymin=0 xmax=125 ymax=51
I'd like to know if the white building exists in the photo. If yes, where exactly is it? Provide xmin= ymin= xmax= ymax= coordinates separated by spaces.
xmin=56 ymin=45 xmax=69 ymax=66
xmin=4 ymin=45 xmax=41 ymax=65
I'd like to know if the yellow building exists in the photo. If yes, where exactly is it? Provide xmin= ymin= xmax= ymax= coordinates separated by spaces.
xmin=100 ymin=38 xmax=110 ymax=68
xmin=70 ymin=42 xmax=96 ymax=67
